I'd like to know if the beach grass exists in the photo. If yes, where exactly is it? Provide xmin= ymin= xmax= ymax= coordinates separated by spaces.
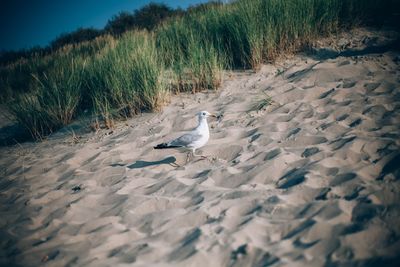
xmin=7 ymin=55 xmax=86 ymax=139
xmin=85 ymin=31 xmax=165 ymax=126
xmin=1 ymin=0 xmax=393 ymax=139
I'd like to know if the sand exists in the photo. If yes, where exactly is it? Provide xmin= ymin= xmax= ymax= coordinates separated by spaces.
xmin=1 ymin=28 xmax=400 ymax=267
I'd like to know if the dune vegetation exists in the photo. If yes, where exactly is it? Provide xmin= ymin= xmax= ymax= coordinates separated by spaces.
xmin=0 ymin=0 xmax=395 ymax=139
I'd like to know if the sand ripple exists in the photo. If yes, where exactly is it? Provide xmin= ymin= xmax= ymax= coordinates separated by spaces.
xmin=1 ymin=28 xmax=400 ymax=266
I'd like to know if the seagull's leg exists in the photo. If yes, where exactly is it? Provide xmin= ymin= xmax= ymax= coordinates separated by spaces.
xmin=191 ymin=149 xmax=195 ymax=161
xmin=186 ymin=150 xmax=194 ymax=163
xmin=193 ymin=149 xmax=207 ymax=160
xmin=191 ymin=149 xmax=197 ymax=162
xmin=186 ymin=152 xmax=190 ymax=163
xmin=198 ymin=152 xmax=214 ymax=162
xmin=192 ymin=149 xmax=210 ymax=161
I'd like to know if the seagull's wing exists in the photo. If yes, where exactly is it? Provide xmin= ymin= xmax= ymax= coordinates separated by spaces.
xmin=169 ymin=131 xmax=202 ymax=147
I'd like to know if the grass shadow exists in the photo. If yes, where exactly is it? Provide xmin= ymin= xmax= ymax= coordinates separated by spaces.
xmin=307 ymin=37 xmax=400 ymax=61
xmin=0 ymin=123 xmax=34 ymax=147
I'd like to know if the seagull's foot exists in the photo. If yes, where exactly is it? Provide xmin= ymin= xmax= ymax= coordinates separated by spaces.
xmin=198 ymin=155 xmax=217 ymax=162
xmin=200 ymin=155 xmax=208 ymax=159
xmin=169 ymin=162 xmax=181 ymax=168
xmin=192 ymin=152 xmax=205 ymax=160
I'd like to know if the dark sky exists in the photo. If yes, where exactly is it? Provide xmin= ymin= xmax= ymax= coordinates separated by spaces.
xmin=0 ymin=0 xmax=210 ymax=51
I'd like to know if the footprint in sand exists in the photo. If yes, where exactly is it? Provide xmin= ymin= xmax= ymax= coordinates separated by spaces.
xmin=264 ymin=148 xmax=281 ymax=160
xmin=351 ymin=202 xmax=383 ymax=223
xmin=329 ymin=136 xmax=357 ymax=150
xmin=314 ymin=187 xmax=331 ymax=200
xmin=342 ymin=80 xmax=357 ymax=88
xmin=276 ymin=168 xmax=307 ymax=189
xmin=336 ymin=113 xmax=349 ymax=121
xmin=318 ymin=88 xmax=336 ymax=99
xmin=364 ymin=82 xmax=381 ymax=92
xmin=336 ymin=60 xmax=351 ymax=67
xmin=301 ymin=147 xmax=320 ymax=158
xmin=329 ymin=173 xmax=357 ymax=187
xmin=349 ymin=118 xmax=362 ymax=128
xmin=286 ymin=127 xmax=301 ymax=139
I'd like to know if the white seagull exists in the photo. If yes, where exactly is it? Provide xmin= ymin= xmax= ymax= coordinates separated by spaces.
xmin=154 ymin=111 xmax=218 ymax=162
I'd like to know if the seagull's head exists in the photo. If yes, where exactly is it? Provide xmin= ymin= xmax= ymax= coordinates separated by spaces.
xmin=197 ymin=110 xmax=217 ymax=120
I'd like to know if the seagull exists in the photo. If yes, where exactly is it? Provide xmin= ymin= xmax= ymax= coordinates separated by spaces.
xmin=154 ymin=111 xmax=218 ymax=162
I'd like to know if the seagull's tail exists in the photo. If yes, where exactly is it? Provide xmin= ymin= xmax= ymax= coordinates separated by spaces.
xmin=154 ymin=143 xmax=182 ymax=149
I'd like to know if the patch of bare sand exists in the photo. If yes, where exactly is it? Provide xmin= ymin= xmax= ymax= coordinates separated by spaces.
xmin=1 ymin=28 xmax=400 ymax=267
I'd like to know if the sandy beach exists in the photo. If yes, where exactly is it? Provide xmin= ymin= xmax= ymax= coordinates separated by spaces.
xmin=1 ymin=28 xmax=400 ymax=267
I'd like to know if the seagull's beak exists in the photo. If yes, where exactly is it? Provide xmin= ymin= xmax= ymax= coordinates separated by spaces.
xmin=210 ymin=114 xmax=217 ymax=118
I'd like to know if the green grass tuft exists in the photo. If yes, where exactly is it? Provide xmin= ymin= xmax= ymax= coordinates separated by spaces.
xmin=85 ymin=31 xmax=165 ymax=125
xmin=7 ymin=56 xmax=86 ymax=139
xmin=1 ymin=0 xmax=394 ymax=139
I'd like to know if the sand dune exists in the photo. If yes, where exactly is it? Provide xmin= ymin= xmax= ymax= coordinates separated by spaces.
xmin=1 ymin=28 xmax=400 ymax=267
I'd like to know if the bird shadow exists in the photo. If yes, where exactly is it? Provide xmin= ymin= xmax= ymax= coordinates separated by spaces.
xmin=110 ymin=156 xmax=179 ymax=169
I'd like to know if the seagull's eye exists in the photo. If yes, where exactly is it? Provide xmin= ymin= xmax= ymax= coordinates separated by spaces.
xmin=203 ymin=112 xmax=206 ymax=116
